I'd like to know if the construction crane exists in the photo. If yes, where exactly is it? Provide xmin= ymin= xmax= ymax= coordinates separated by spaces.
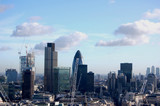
xmin=70 ymin=58 xmax=79 ymax=106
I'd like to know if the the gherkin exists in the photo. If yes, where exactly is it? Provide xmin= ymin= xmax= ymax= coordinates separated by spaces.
xmin=72 ymin=50 xmax=83 ymax=76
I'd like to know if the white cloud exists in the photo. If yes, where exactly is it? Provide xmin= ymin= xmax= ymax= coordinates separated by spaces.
xmin=96 ymin=20 xmax=160 ymax=46
xmin=144 ymin=9 xmax=160 ymax=20
xmin=29 ymin=16 xmax=42 ymax=22
xmin=0 ymin=5 xmax=13 ymax=13
xmin=34 ymin=31 xmax=87 ymax=52
xmin=11 ymin=22 xmax=53 ymax=37
xmin=55 ymin=32 xmax=87 ymax=50
xmin=34 ymin=42 xmax=46 ymax=50
xmin=109 ymin=0 xmax=115 ymax=4
xmin=0 ymin=46 xmax=11 ymax=51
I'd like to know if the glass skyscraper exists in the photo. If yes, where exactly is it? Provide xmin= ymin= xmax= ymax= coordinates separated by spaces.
xmin=72 ymin=50 xmax=83 ymax=76
xmin=53 ymin=67 xmax=70 ymax=94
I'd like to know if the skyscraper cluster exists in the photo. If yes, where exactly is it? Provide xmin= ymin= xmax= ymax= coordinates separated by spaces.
xmin=44 ymin=43 xmax=71 ymax=94
xmin=146 ymin=66 xmax=160 ymax=77
xmin=72 ymin=50 xmax=94 ymax=93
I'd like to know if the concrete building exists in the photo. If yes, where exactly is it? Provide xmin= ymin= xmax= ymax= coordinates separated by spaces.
xmin=22 ymin=68 xmax=35 ymax=99
xmin=5 ymin=69 xmax=17 ymax=83
xmin=44 ymin=43 xmax=58 ymax=93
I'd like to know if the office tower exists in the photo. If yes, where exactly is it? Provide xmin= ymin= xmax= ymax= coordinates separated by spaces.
xmin=130 ymin=78 xmax=137 ymax=92
xmin=77 ymin=64 xmax=87 ymax=93
xmin=22 ymin=68 xmax=35 ymax=99
xmin=151 ymin=66 xmax=155 ymax=74
xmin=146 ymin=73 xmax=157 ymax=92
xmin=156 ymin=67 xmax=159 ymax=77
xmin=87 ymin=71 xmax=94 ymax=92
xmin=117 ymin=73 xmax=127 ymax=94
xmin=72 ymin=50 xmax=83 ymax=76
xmin=118 ymin=70 xmax=123 ymax=75
xmin=120 ymin=63 xmax=132 ymax=83
xmin=44 ymin=43 xmax=58 ymax=92
xmin=108 ymin=72 xmax=117 ymax=92
xmin=5 ymin=69 xmax=17 ymax=83
xmin=52 ymin=67 xmax=70 ymax=94
xmin=20 ymin=53 xmax=35 ymax=80
xmin=8 ymin=82 xmax=15 ymax=101
xmin=146 ymin=67 xmax=150 ymax=77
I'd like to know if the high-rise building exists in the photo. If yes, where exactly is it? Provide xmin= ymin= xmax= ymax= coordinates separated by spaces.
xmin=72 ymin=50 xmax=83 ymax=76
xmin=20 ymin=53 xmax=35 ymax=80
xmin=156 ymin=67 xmax=159 ymax=77
xmin=44 ymin=43 xmax=58 ymax=92
xmin=117 ymin=73 xmax=127 ymax=94
xmin=108 ymin=72 xmax=117 ymax=92
xmin=151 ymin=66 xmax=155 ymax=74
xmin=77 ymin=64 xmax=87 ymax=93
xmin=120 ymin=63 xmax=132 ymax=83
xmin=146 ymin=67 xmax=150 ymax=77
xmin=87 ymin=71 xmax=94 ymax=92
xmin=5 ymin=69 xmax=17 ymax=83
xmin=22 ymin=68 xmax=35 ymax=99
xmin=52 ymin=67 xmax=70 ymax=94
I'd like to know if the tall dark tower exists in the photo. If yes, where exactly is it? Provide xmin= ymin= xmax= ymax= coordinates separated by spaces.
xmin=77 ymin=64 xmax=87 ymax=93
xmin=44 ymin=43 xmax=58 ymax=92
xmin=22 ymin=68 xmax=34 ymax=99
xmin=120 ymin=63 xmax=132 ymax=83
xmin=87 ymin=71 xmax=94 ymax=92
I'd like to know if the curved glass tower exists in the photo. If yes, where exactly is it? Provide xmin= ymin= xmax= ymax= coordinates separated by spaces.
xmin=72 ymin=50 xmax=83 ymax=76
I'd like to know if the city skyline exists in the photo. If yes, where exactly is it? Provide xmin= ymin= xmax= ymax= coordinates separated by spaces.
xmin=0 ymin=0 xmax=160 ymax=74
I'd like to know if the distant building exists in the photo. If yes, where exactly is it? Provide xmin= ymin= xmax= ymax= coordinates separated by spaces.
xmin=120 ymin=63 xmax=132 ymax=83
xmin=77 ymin=64 xmax=87 ymax=93
xmin=87 ymin=71 xmax=94 ymax=92
xmin=117 ymin=73 xmax=127 ymax=94
xmin=151 ymin=66 xmax=155 ymax=74
xmin=22 ymin=68 xmax=35 ymax=99
xmin=146 ymin=67 xmax=150 ymax=77
xmin=156 ymin=67 xmax=159 ymax=77
xmin=108 ymin=72 xmax=117 ymax=92
xmin=52 ymin=67 xmax=70 ymax=94
xmin=20 ymin=53 xmax=35 ymax=80
xmin=5 ymin=69 xmax=17 ymax=83
xmin=146 ymin=73 xmax=157 ymax=92
xmin=0 ymin=75 xmax=6 ymax=83
xmin=44 ymin=43 xmax=58 ymax=93
xmin=72 ymin=50 xmax=83 ymax=77
xmin=130 ymin=78 xmax=137 ymax=92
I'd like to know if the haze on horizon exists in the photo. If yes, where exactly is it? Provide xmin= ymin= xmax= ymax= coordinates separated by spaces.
xmin=0 ymin=0 xmax=160 ymax=75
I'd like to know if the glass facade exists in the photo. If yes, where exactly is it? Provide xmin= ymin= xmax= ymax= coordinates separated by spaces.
xmin=72 ymin=50 xmax=83 ymax=76
xmin=53 ymin=67 xmax=71 ymax=94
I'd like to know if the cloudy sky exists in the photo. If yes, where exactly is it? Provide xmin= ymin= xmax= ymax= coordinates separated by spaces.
xmin=0 ymin=0 xmax=160 ymax=75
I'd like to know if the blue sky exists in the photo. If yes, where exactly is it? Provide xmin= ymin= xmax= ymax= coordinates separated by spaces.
xmin=0 ymin=0 xmax=160 ymax=74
